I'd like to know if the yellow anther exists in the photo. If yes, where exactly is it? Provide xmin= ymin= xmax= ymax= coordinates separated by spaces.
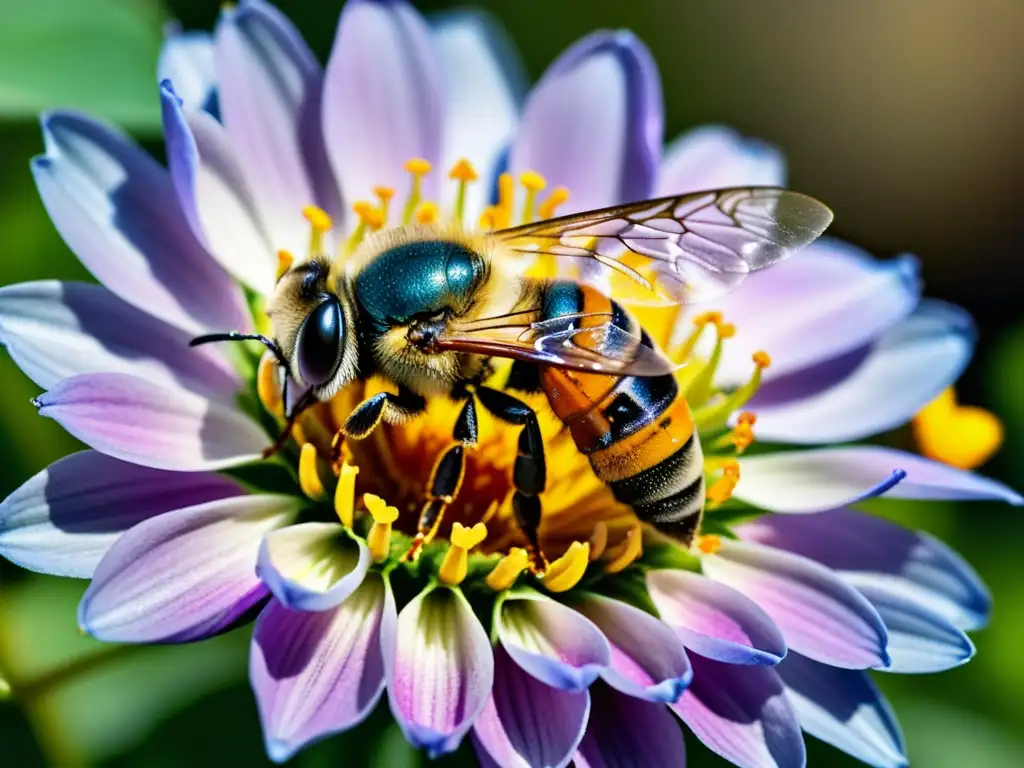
xmin=544 ymin=541 xmax=590 ymax=593
xmin=694 ymin=311 xmax=723 ymax=327
xmin=588 ymin=522 xmax=609 ymax=561
xmin=402 ymin=158 xmax=432 ymax=225
xmin=449 ymin=158 xmax=478 ymax=182
xmin=913 ymin=387 xmax=1004 ymax=470
xmin=737 ymin=411 xmax=757 ymax=426
xmin=256 ymin=352 xmax=283 ymax=418
xmin=604 ymin=524 xmax=643 ymax=574
xmin=753 ymin=351 xmax=772 ymax=369
xmin=275 ymin=249 xmax=294 ymax=282
xmin=365 ymin=494 xmax=399 ymax=562
xmin=707 ymin=461 xmax=741 ymax=508
xmin=538 ymin=186 xmax=571 ymax=221
xmin=298 ymin=443 xmax=327 ymax=501
xmin=718 ymin=322 xmax=736 ymax=339
xmin=731 ymin=421 xmax=755 ymax=453
xmin=303 ymin=205 xmax=333 ymax=233
xmin=439 ymin=522 xmax=488 ymax=586
xmin=721 ymin=459 xmax=740 ymax=477
xmin=404 ymin=157 xmax=432 ymax=176
xmin=696 ymin=534 xmax=722 ymax=555
xmin=519 ymin=170 xmax=547 ymax=224
xmin=374 ymin=186 xmax=395 ymax=226
xmin=486 ymin=547 xmax=530 ymax=591
xmin=415 ymin=201 xmax=439 ymax=225
xmin=334 ymin=462 xmax=360 ymax=529
xmin=346 ymin=200 xmax=385 ymax=252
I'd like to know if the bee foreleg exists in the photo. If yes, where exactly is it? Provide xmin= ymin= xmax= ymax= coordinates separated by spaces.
xmin=403 ymin=443 xmax=466 ymax=562
xmin=475 ymin=387 xmax=549 ymax=575
xmin=342 ymin=385 xmax=426 ymax=440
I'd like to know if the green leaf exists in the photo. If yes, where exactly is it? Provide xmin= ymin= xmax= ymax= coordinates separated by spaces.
xmin=0 ymin=0 xmax=167 ymax=130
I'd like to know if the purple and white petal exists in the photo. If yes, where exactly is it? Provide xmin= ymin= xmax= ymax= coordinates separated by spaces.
xmin=162 ymin=82 xmax=276 ymax=296
xmin=35 ymin=372 xmax=268 ymax=471
xmin=32 ymin=111 xmax=249 ymax=334
xmin=738 ymin=508 xmax=992 ymax=631
xmin=0 ymin=451 xmax=241 ymax=578
xmin=433 ymin=11 xmax=521 ymax=223
xmin=511 ymin=30 xmax=662 ymax=213
xmin=250 ymin=573 xmax=388 ymax=763
xmin=735 ymin=447 xmax=1020 ymax=516
xmin=256 ymin=522 xmax=370 ymax=612
xmin=0 ymin=281 xmax=238 ymax=399
xmin=697 ymin=240 xmax=920 ymax=387
xmin=382 ymin=584 xmax=492 ymax=758
xmin=657 ymin=124 xmax=785 ymax=196
xmin=472 ymin=644 xmax=588 ymax=768
xmin=749 ymin=301 xmax=975 ymax=443
xmin=496 ymin=590 xmax=610 ymax=691
xmin=573 ymin=593 xmax=692 ymax=702
xmin=216 ymin=0 xmax=342 ymax=256
xmin=702 ymin=539 xmax=889 ymax=669
xmin=854 ymin=583 xmax=975 ymax=674
xmin=323 ymin=0 xmax=444 ymax=208
xmin=778 ymin=652 xmax=907 ymax=768
xmin=79 ymin=494 xmax=300 ymax=643
xmin=576 ymin=682 xmax=686 ymax=768
xmin=673 ymin=653 xmax=805 ymax=768
xmin=158 ymin=28 xmax=217 ymax=114
xmin=646 ymin=568 xmax=786 ymax=666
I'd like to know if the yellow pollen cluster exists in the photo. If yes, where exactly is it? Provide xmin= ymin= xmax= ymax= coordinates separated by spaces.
xmin=706 ymin=460 xmax=740 ymax=508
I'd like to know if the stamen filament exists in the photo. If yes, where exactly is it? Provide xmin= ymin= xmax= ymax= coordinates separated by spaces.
xmin=374 ymin=186 xmax=395 ymax=228
xmin=494 ymin=172 xmax=515 ymax=229
xmin=695 ymin=352 xmax=771 ymax=433
xmin=538 ymin=186 xmax=570 ymax=221
xmin=402 ymin=158 xmax=432 ymax=225
xmin=519 ymin=170 xmax=547 ymax=224
xmin=686 ymin=318 xmax=735 ymax=407
xmin=439 ymin=522 xmax=488 ymax=586
xmin=449 ymin=159 xmax=477 ymax=226
xmin=346 ymin=201 xmax=383 ymax=253
xmin=544 ymin=541 xmax=590 ymax=592
xmin=673 ymin=311 xmax=720 ymax=362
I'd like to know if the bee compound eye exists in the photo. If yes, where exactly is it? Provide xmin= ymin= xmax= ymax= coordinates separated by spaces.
xmin=296 ymin=298 xmax=343 ymax=386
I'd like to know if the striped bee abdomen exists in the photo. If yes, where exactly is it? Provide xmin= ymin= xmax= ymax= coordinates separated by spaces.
xmin=537 ymin=281 xmax=706 ymax=547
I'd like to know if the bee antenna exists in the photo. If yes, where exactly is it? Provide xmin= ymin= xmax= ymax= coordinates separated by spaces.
xmin=190 ymin=331 xmax=288 ymax=369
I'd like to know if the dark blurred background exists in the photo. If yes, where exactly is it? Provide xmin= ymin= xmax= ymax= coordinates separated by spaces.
xmin=0 ymin=1 xmax=1022 ymax=765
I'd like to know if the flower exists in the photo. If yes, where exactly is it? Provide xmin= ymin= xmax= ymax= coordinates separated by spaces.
xmin=0 ymin=1 xmax=1019 ymax=766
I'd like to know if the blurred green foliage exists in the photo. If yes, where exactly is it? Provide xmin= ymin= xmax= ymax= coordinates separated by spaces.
xmin=0 ymin=0 xmax=1022 ymax=766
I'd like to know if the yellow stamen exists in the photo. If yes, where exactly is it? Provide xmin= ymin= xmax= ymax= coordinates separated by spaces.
xmin=494 ymin=172 xmax=514 ymax=229
xmin=402 ymin=157 xmax=432 ymax=225
xmin=519 ymin=170 xmax=547 ymax=224
xmin=712 ymin=414 xmax=756 ymax=454
xmin=374 ymin=186 xmax=395 ymax=226
xmin=695 ymin=353 xmax=771 ymax=433
xmin=365 ymin=494 xmax=399 ymax=562
xmin=486 ymin=547 xmax=530 ymax=591
xmin=696 ymin=534 xmax=722 ymax=555
xmin=449 ymin=159 xmax=477 ymax=225
xmin=538 ymin=186 xmax=570 ymax=221
xmin=706 ymin=460 xmax=740 ymax=508
xmin=604 ymin=524 xmax=643 ymax=574
xmin=913 ymin=387 xmax=1004 ymax=470
xmin=257 ymin=353 xmax=283 ymax=418
xmin=346 ymin=200 xmax=384 ymax=252
xmin=439 ymin=522 xmax=488 ymax=586
xmin=588 ymin=522 xmax=609 ymax=561
xmin=673 ymin=311 xmax=721 ymax=362
xmin=275 ymin=249 xmax=294 ymax=282
xmin=686 ymin=315 xmax=731 ymax=407
xmin=479 ymin=206 xmax=499 ymax=231
xmin=303 ymin=205 xmax=332 ymax=256
xmin=415 ymin=201 xmax=439 ymax=225
xmin=334 ymin=462 xmax=359 ymax=529
xmin=298 ymin=443 xmax=328 ymax=501
xmin=543 ymin=541 xmax=590 ymax=593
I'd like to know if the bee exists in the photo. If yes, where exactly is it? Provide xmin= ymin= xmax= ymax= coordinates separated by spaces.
xmin=194 ymin=188 xmax=832 ymax=568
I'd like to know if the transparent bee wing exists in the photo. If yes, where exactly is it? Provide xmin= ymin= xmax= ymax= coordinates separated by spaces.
xmin=491 ymin=187 xmax=833 ymax=304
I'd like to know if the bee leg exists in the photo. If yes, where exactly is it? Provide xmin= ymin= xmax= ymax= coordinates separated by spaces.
xmin=342 ymin=385 xmax=426 ymax=440
xmin=475 ymin=387 xmax=548 ymax=575
xmin=403 ymin=396 xmax=477 ymax=562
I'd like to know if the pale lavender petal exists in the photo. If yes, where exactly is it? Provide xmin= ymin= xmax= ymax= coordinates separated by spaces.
xmin=250 ymin=573 xmax=388 ymax=763
xmin=256 ymin=523 xmax=370 ymax=611
xmin=702 ymin=539 xmax=889 ymax=669
xmin=657 ymin=124 xmax=785 ymax=195
xmin=673 ymin=654 xmax=805 ymax=768
xmin=647 ymin=569 xmax=786 ymax=666
xmin=382 ymin=584 xmax=493 ymax=758
xmin=162 ymin=81 xmax=276 ymax=296
xmin=323 ymin=0 xmax=443 ymax=208
xmin=735 ymin=447 xmax=1020 ymax=516
xmin=158 ymin=28 xmax=218 ymax=114
xmin=511 ymin=30 xmax=662 ymax=212
xmin=496 ymin=591 xmax=610 ymax=691
xmin=79 ymin=494 xmax=300 ymax=643
xmin=750 ymin=301 xmax=975 ymax=443
xmin=434 ymin=11 xmax=521 ymax=223
xmin=697 ymin=239 xmax=920 ymax=387
xmin=778 ymin=652 xmax=907 ymax=768
xmin=31 ymin=111 xmax=249 ymax=334
xmin=576 ymin=682 xmax=686 ymax=768
xmin=472 ymin=644 xmax=588 ymax=768
xmin=0 ymin=281 xmax=238 ymax=399
xmin=35 ymin=372 xmax=267 ymax=471
xmin=574 ymin=593 xmax=692 ymax=702
xmin=855 ymin=583 xmax=974 ymax=674
xmin=216 ymin=0 xmax=342 ymax=256
xmin=737 ymin=508 xmax=992 ymax=631
xmin=0 ymin=451 xmax=241 ymax=578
